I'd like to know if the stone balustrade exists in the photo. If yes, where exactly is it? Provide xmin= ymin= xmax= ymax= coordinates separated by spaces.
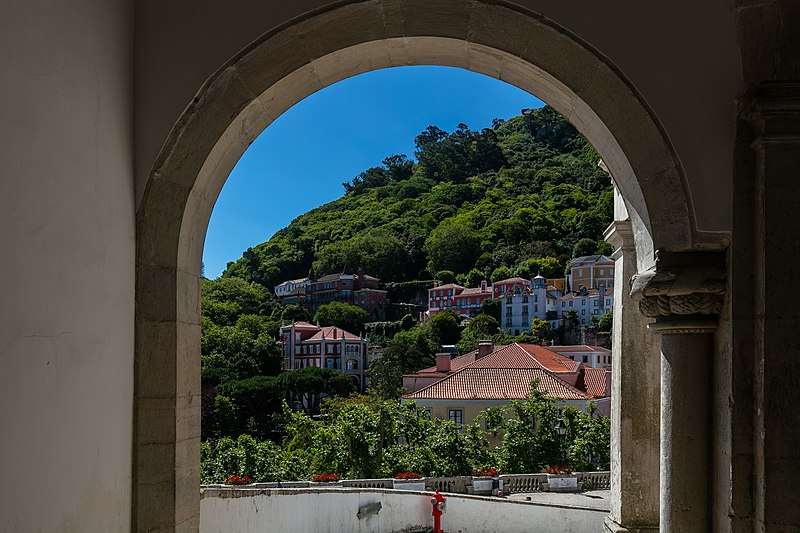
xmin=203 ymin=471 xmax=610 ymax=495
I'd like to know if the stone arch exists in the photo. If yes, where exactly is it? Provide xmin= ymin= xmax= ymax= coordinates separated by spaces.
xmin=134 ymin=1 xmax=695 ymax=529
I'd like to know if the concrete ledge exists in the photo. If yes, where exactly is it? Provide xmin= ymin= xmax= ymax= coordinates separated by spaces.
xmin=200 ymin=487 xmax=607 ymax=532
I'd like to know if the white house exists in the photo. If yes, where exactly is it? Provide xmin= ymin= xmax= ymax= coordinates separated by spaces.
xmin=500 ymin=274 xmax=562 ymax=335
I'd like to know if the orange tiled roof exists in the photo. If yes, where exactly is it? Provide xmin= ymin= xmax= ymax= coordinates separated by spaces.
xmin=580 ymin=367 xmax=611 ymax=398
xmin=307 ymin=326 xmax=361 ymax=340
xmin=404 ymin=367 xmax=590 ymax=401
xmin=545 ymin=345 xmax=611 ymax=353
xmin=285 ymin=321 xmax=320 ymax=330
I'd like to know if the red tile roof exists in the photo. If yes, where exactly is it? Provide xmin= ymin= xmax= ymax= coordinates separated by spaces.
xmin=494 ymin=277 xmax=529 ymax=285
xmin=307 ymin=326 xmax=361 ymax=340
xmin=286 ymin=321 xmax=320 ymax=330
xmin=458 ymin=287 xmax=490 ymax=296
xmin=413 ymin=347 xmax=498 ymax=374
xmin=431 ymin=283 xmax=465 ymax=291
xmin=545 ymin=345 xmax=611 ymax=354
xmin=404 ymin=367 xmax=590 ymax=401
xmin=580 ymin=367 xmax=611 ymax=398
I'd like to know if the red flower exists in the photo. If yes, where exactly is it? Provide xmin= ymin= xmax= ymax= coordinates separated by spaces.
xmin=546 ymin=466 xmax=573 ymax=474
xmin=312 ymin=473 xmax=340 ymax=482
xmin=224 ymin=475 xmax=251 ymax=485
xmin=473 ymin=467 xmax=499 ymax=477
xmin=394 ymin=471 xmax=422 ymax=479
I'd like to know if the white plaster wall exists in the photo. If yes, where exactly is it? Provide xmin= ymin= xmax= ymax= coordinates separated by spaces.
xmin=0 ymin=1 xmax=134 ymax=531
xmin=134 ymin=0 xmax=741 ymax=233
xmin=200 ymin=488 xmax=606 ymax=533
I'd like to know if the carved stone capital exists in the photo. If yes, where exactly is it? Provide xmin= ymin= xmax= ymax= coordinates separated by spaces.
xmin=630 ymin=252 xmax=726 ymax=322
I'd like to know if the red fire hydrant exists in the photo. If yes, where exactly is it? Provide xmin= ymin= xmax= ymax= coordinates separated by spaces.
xmin=430 ymin=489 xmax=446 ymax=533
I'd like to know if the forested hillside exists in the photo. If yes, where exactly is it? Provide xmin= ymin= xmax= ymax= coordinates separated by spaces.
xmin=222 ymin=106 xmax=613 ymax=287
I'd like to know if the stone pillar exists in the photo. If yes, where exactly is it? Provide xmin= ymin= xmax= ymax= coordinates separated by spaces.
xmin=603 ymin=208 xmax=661 ymax=532
xmin=748 ymin=82 xmax=800 ymax=530
xmin=632 ymin=252 xmax=726 ymax=533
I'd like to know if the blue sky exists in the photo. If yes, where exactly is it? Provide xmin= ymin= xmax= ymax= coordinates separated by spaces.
xmin=203 ymin=66 xmax=544 ymax=279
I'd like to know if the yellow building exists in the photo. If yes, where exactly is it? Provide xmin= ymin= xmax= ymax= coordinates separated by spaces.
xmin=568 ymin=255 xmax=615 ymax=291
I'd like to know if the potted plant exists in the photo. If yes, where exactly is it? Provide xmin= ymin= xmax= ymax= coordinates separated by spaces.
xmin=224 ymin=475 xmax=252 ymax=486
xmin=311 ymin=473 xmax=341 ymax=487
xmin=545 ymin=466 xmax=578 ymax=492
xmin=472 ymin=467 xmax=499 ymax=495
xmin=393 ymin=471 xmax=425 ymax=491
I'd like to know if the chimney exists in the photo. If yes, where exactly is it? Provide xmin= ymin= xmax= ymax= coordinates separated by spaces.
xmin=433 ymin=281 xmax=439 ymax=288
xmin=332 ymin=327 xmax=337 ymax=339
xmin=480 ymin=279 xmax=487 ymax=292
xmin=477 ymin=340 xmax=494 ymax=359
xmin=436 ymin=353 xmax=451 ymax=373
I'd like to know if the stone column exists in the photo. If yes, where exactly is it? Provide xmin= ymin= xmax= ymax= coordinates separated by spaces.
xmin=632 ymin=252 xmax=726 ymax=533
xmin=748 ymin=82 xmax=800 ymax=530
xmin=603 ymin=207 xmax=661 ymax=532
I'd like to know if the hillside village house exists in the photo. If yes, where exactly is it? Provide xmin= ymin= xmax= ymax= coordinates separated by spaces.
xmin=568 ymin=255 xmax=615 ymax=291
xmin=549 ymin=287 xmax=613 ymax=330
xmin=427 ymin=280 xmax=493 ymax=317
xmin=403 ymin=342 xmax=611 ymax=430
xmin=280 ymin=321 xmax=368 ymax=390
xmin=500 ymin=273 xmax=562 ymax=335
xmin=275 ymin=271 xmax=388 ymax=318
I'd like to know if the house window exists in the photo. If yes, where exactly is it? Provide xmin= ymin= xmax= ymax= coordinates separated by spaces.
xmin=506 ymin=306 xmax=512 ymax=317
xmin=505 ymin=296 xmax=512 ymax=304
xmin=569 ymin=301 xmax=573 ymax=307
xmin=327 ymin=345 xmax=333 ymax=354
xmin=606 ymin=299 xmax=611 ymax=306
xmin=522 ymin=305 xmax=529 ymax=316
xmin=534 ymin=304 xmax=539 ymax=313
xmin=583 ymin=355 xmax=588 ymax=363
xmin=561 ymin=302 xmax=565 ymax=308
xmin=599 ymin=269 xmax=604 ymax=275
xmin=522 ymin=296 xmax=528 ymax=303
xmin=448 ymin=409 xmax=463 ymax=427
xmin=594 ymin=300 xmax=599 ymax=306
xmin=582 ymin=299 xmax=586 ymax=305
xmin=294 ymin=361 xmax=300 ymax=369
xmin=582 ymin=309 xmax=586 ymax=315
xmin=346 ymin=359 xmax=358 ymax=370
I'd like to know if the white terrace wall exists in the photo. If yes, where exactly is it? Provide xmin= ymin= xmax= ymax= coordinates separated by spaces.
xmin=200 ymin=488 xmax=606 ymax=533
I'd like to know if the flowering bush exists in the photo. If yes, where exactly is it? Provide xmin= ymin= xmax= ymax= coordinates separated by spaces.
xmin=394 ymin=471 xmax=422 ymax=480
xmin=473 ymin=467 xmax=499 ymax=477
xmin=546 ymin=466 xmax=573 ymax=475
xmin=224 ymin=475 xmax=251 ymax=485
xmin=312 ymin=473 xmax=340 ymax=483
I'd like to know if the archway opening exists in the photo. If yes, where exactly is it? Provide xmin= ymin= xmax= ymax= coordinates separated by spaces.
xmin=134 ymin=1 xmax=693 ymax=529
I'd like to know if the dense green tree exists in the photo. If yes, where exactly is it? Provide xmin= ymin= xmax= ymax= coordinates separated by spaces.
xmin=490 ymin=265 xmax=514 ymax=283
xmin=276 ymin=367 xmax=355 ymax=414
xmin=595 ymin=311 xmax=613 ymax=334
xmin=515 ymin=257 xmax=563 ymax=279
xmin=531 ymin=318 xmax=554 ymax=340
xmin=425 ymin=309 xmax=462 ymax=346
xmin=281 ymin=304 xmax=312 ymax=324
xmin=424 ymin=219 xmax=482 ymax=275
xmin=386 ymin=328 xmax=438 ymax=374
xmin=456 ymin=314 xmax=502 ymax=353
xmin=314 ymin=302 xmax=368 ymax=334
xmin=480 ymin=298 xmax=501 ymax=322
xmin=459 ymin=268 xmax=486 ymax=288
xmin=433 ymin=270 xmax=457 ymax=285
xmin=572 ymin=238 xmax=598 ymax=258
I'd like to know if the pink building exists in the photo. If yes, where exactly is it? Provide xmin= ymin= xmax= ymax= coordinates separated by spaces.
xmin=280 ymin=321 xmax=368 ymax=390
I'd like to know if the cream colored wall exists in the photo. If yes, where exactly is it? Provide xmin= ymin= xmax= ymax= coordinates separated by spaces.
xmin=134 ymin=0 xmax=741 ymax=235
xmin=0 ymin=1 xmax=134 ymax=531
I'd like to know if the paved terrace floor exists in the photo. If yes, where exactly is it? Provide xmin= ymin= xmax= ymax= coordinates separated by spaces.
xmin=506 ymin=490 xmax=611 ymax=511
